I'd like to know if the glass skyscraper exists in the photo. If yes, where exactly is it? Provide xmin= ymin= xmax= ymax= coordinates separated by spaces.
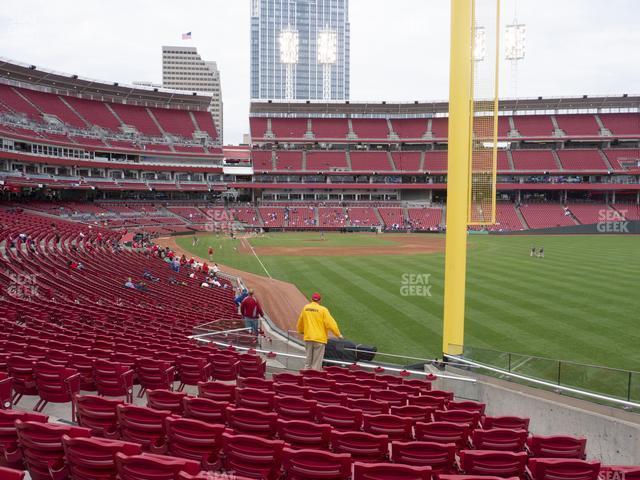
xmin=250 ymin=0 xmax=350 ymax=101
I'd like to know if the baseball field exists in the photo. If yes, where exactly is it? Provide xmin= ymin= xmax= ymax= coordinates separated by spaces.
xmin=177 ymin=232 xmax=639 ymax=379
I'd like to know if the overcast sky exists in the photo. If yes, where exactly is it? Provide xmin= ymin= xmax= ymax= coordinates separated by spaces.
xmin=1 ymin=0 xmax=638 ymax=144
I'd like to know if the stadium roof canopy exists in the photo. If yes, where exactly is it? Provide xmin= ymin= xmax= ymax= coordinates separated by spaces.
xmin=0 ymin=57 xmax=211 ymax=110
xmin=250 ymin=95 xmax=640 ymax=117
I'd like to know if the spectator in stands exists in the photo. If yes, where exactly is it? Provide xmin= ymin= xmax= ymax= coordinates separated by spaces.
xmin=124 ymin=278 xmax=136 ymax=289
xmin=235 ymin=288 xmax=249 ymax=312
xmin=209 ymin=274 xmax=222 ymax=288
xmin=143 ymin=270 xmax=159 ymax=282
xmin=297 ymin=293 xmax=343 ymax=371
xmin=212 ymin=263 xmax=220 ymax=274
xmin=171 ymin=257 xmax=180 ymax=273
xmin=240 ymin=290 xmax=264 ymax=336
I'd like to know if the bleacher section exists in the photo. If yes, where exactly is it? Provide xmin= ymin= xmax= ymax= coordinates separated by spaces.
xmin=350 ymin=151 xmax=393 ymax=172
xmin=519 ymin=204 xmax=576 ymax=229
xmin=557 ymin=150 xmax=608 ymax=171
xmin=555 ymin=114 xmax=600 ymax=136
xmin=407 ymin=207 xmax=443 ymax=230
xmin=511 ymin=150 xmax=560 ymax=172
xmin=307 ymin=151 xmax=348 ymax=171
xmin=311 ymin=118 xmax=350 ymax=139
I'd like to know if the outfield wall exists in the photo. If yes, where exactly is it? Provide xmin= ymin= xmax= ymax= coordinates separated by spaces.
xmin=493 ymin=221 xmax=640 ymax=235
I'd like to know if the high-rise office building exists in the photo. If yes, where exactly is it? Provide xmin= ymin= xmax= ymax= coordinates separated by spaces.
xmin=162 ymin=46 xmax=223 ymax=141
xmin=250 ymin=0 xmax=350 ymax=101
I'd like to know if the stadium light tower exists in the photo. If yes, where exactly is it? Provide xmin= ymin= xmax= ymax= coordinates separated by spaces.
xmin=473 ymin=26 xmax=486 ymax=62
xmin=505 ymin=23 xmax=526 ymax=60
xmin=318 ymin=28 xmax=337 ymax=100
xmin=279 ymin=27 xmax=299 ymax=100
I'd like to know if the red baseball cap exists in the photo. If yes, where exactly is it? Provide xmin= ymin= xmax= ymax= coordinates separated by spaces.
xmin=311 ymin=292 xmax=321 ymax=302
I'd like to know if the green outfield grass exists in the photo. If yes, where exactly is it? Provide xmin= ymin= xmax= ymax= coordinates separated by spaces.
xmin=177 ymin=232 xmax=640 ymax=375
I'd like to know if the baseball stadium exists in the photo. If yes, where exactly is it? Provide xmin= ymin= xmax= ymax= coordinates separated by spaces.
xmin=0 ymin=1 xmax=639 ymax=479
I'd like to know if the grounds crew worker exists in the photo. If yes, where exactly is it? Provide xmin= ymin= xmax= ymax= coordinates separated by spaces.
xmin=297 ymin=292 xmax=343 ymax=371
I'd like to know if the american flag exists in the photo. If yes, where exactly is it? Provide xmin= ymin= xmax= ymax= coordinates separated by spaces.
xmin=181 ymin=32 xmax=192 ymax=40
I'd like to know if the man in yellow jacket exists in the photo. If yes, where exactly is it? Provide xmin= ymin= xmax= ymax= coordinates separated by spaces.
xmin=297 ymin=292 xmax=343 ymax=371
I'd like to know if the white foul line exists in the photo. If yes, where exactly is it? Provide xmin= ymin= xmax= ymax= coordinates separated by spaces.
xmin=243 ymin=238 xmax=272 ymax=279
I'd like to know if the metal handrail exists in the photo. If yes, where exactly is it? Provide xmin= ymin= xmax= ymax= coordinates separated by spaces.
xmin=446 ymin=354 xmax=640 ymax=409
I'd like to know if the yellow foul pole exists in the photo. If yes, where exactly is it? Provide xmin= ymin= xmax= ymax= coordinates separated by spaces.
xmin=442 ymin=0 xmax=474 ymax=356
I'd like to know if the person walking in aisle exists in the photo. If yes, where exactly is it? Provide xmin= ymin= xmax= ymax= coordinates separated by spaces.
xmin=297 ymin=292 xmax=343 ymax=371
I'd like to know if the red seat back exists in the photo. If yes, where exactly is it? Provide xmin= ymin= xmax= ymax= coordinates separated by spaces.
xmin=330 ymin=430 xmax=388 ymax=462
xmin=75 ymin=394 xmax=122 ymax=437
xmin=182 ymin=396 xmax=228 ymax=424
xmin=363 ymin=413 xmax=413 ymax=441
xmin=62 ymin=434 xmax=142 ymax=480
xmin=316 ymin=404 xmax=363 ymax=431
xmin=353 ymin=462 xmax=432 ymax=480
xmin=274 ymin=395 xmax=317 ymax=421
xmin=221 ymin=432 xmax=285 ymax=480
xmin=527 ymin=435 xmax=587 ymax=459
xmin=116 ymin=405 xmax=171 ymax=452
xmin=165 ymin=416 xmax=226 ymax=470
xmin=225 ymin=406 xmax=278 ymax=438
xmin=472 ymin=428 xmax=528 ymax=452
xmin=528 ymin=458 xmax=601 ymax=480
xmin=459 ymin=449 xmax=529 ymax=477
xmin=146 ymin=389 xmax=187 ymax=415
xmin=391 ymin=440 xmax=457 ymax=473
xmin=282 ymin=447 xmax=352 ymax=480
xmin=276 ymin=419 xmax=332 ymax=450
xmin=114 ymin=452 xmax=201 ymax=480
xmin=197 ymin=381 xmax=235 ymax=402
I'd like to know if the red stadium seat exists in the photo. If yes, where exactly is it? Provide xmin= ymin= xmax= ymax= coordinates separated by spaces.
xmin=225 ymin=406 xmax=278 ymax=438
xmin=448 ymin=400 xmax=486 ymax=414
xmin=210 ymin=354 xmax=239 ymax=381
xmin=7 ymin=356 xmax=38 ymax=405
xmin=433 ymin=409 xmax=481 ymax=428
xmin=237 ymin=376 xmax=274 ymax=390
xmin=353 ymin=462 xmax=432 ymax=480
xmin=363 ymin=413 xmax=414 ymax=441
xmin=273 ymin=372 xmax=303 ymax=385
xmin=175 ymin=356 xmax=211 ymax=391
xmin=471 ymin=428 xmax=528 ymax=452
xmin=114 ymin=452 xmax=201 ymax=480
xmin=275 ymin=382 xmax=309 ymax=397
xmin=527 ymin=435 xmax=587 ymax=459
xmin=0 ymin=372 xmax=13 ymax=409
xmin=348 ymin=398 xmax=390 ymax=415
xmin=458 ymin=449 xmax=528 ymax=478
xmin=235 ymin=387 xmax=275 ymax=411
xmin=481 ymin=416 xmax=530 ymax=431
xmin=276 ymin=418 xmax=332 ymax=450
xmin=182 ymin=396 xmax=228 ymax=424
xmin=391 ymin=405 xmax=435 ymax=423
xmin=221 ymin=432 xmax=285 ymax=480
xmin=527 ymin=458 xmax=601 ymax=480
xmin=238 ymin=353 xmax=267 ymax=378
xmin=62 ymin=434 xmax=142 ymax=480
xmin=371 ymin=389 xmax=408 ymax=407
xmin=408 ymin=395 xmax=447 ymax=410
xmin=75 ymin=395 xmax=122 ymax=437
xmin=306 ymin=389 xmax=349 ymax=406
xmin=32 ymin=361 xmax=81 ymax=418
xmin=330 ymin=430 xmax=389 ymax=462
xmin=274 ymin=395 xmax=318 ymax=421
xmin=93 ymin=359 xmax=134 ymax=403
xmin=0 ymin=410 xmax=49 ymax=469
xmin=0 ymin=467 xmax=25 ymax=480
xmin=282 ymin=447 xmax=352 ymax=480
xmin=316 ymin=404 xmax=364 ymax=431
xmin=391 ymin=440 xmax=457 ymax=473
xmin=146 ymin=389 xmax=186 ymax=415
xmin=164 ymin=416 xmax=226 ymax=470
xmin=303 ymin=376 xmax=337 ymax=391
xmin=116 ymin=404 xmax=171 ymax=452
xmin=197 ymin=381 xmax=236 ymax=402
xmin=335 ymin=382 xmax=371 ymax=399
xmin=135 ymin=358 xmax=175 ymax=397
xmin=15 ymin=419 xmax=91 ymax=480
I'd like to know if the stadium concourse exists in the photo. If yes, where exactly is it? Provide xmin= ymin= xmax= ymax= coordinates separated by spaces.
xmin=0 ymin=60 xmax=640 ymax=479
